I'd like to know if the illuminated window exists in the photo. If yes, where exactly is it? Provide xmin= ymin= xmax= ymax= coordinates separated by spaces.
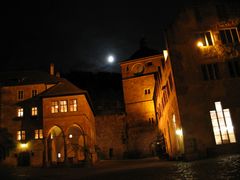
xmin=31 ymin=107 xmax=38 ymax=116
xmin=17 ymin=130 xmax=26 ymax=140
xmin=60 ymin=100 xmax=68 ymax=112
xmin=196 ymin=32 xmax=213 ymax=46
xmin=219 ymin=28 xmax=239 ymax=44
xmin=51 ymin=101 xmax=59 ymax=113
xmin=17 ymin=108 xmax=24 ymax=117
xmin=35 ymin=129 xmax=43 ymax=139
xmin=210 ymin=101 xmax=236 ymax=145
xmin=69 ymin=99 xmax=77 ymax=112
xmin=17 ymin=90 xmax=24 ymax=100
xmin=32 ymin=89 xmax=37 ymax=97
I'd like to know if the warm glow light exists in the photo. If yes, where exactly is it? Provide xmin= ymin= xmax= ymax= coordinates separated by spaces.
xmin=176 ymin=129 xmax=183 ymax=136
xmin=20 ymin=143 xmax=28 ymax=149
xmin=107 ymin=55 xmax=114 ymax=63
xmin=69 ymin=134 xmax=73 ymax=138
xmin=197 ymin=41 xmax=204 ymax=47
xmin=163 ymin=50 xmax=168 ymax=61
xmin=57 ymin=152 xmax=61 ymax=158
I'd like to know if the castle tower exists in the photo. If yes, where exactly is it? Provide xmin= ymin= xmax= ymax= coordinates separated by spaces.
xmin=120 ymin=39 xmax=164 ymax=157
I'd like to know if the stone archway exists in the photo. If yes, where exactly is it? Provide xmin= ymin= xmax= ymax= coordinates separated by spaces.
xmin=66 ymin=124 xmax=86 ymax=164
xmin=47 ymin=126 xmax=65 ymax=164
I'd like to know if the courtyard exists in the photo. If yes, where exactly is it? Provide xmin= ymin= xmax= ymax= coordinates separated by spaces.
xmin=0 ymin=154 xmax=239 ymax=179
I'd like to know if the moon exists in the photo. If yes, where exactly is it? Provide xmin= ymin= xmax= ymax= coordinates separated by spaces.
xmin=107 ymin=55 xmax=115 ymax=63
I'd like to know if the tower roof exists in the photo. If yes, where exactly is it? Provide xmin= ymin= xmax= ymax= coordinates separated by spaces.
xmin=128 ymin=38 xmax=161 ymax=60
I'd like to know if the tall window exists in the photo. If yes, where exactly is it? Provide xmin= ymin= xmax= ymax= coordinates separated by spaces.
xmin=31 ymin=107 xmax=38 ymax=116
xmin=32 ymin=90 xmax=37 ymax=97
xmin=35 ymin=129 xmax=43 ymax=139
xmin=196 ymin=32 xmax=213 ymax=46
xmin=210 ymin=101 xmax=236 ymax=145
xmin=228 ymin=60 xmax=240 ymax=77
xmin=51 ymin=101 xmax=59 ymax=113
xmin=60 ymin=100 xmax=68 ymax=112
xmin=69 ymin=99 xmax=77 ymax=112
xmin=17 ymin=130 xmax=26 ymax=140
xmin=17 ymin=108 xmax=24 ymax=117
xmin=201 ymin=63 xmax=219 ymax=80
xmin=17 ymin=90 xmax=24 ymax=100
xmin=219 ymin=28 xmax=239 ymax=44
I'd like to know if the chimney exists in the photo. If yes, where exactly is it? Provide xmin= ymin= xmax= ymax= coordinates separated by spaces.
xmin=50 ymin=63 xmax=54 ymax=76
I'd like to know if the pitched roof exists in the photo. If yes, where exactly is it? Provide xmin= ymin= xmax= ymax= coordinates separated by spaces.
xmin=122 ymin=38 xmax=161 ymax=62
xmin=40 ymin=78 xmax=95 ymax=113
xmin=40 ymin=78 xmax=87 ymax=97
xmin=0 ymin=71 xmax=59 ymax=86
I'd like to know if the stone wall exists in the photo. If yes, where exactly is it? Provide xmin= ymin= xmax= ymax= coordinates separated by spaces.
xmin=95 ymin=114 xmax=126 ymax=159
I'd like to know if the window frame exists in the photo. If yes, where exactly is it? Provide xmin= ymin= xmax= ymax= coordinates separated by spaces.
xmin=196 ymin=31 xmax=214 ymax=46
xmin=17 ymin=107 xmax=24 ymax=117
xmin=219 ymin=28 xmax=240 ymax=45
xmin=17 ymin=130 xmax=26 ymax=141
xmin=31 ymin=107 xmax=38 ymax=116
xmin=69 ymin=99 xmax=78 ymax=112
xmin=59 ymin=100 xmax=68 ymax=112
xmin=17 ymin=90 xmax=24 ymax=100
xmin=51 ymin=101 xmax=59 ymax=113
xmin=32 ymin=89 xmax=38 ymax=97
xmin=34 ymin=129 xmax=43 ymax=139
xmin=210 ymin=101 xmax=236 ymax=145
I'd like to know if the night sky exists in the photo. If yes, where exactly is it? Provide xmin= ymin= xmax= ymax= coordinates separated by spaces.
xmin=1 ymin=1 xmax=185 ymax=73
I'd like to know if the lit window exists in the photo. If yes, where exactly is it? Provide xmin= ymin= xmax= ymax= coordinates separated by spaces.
xmin=17 ymin=108 xmax=24 ymax=117
xmin=196 ymin=32 xmax=213 ymax=46
xmin=32 ymin=90 xmax=37 ymax=97
xmin=17 ymin=90 xmax=24 ymax=100
xmin=17 ymin=130 xmax=26 ymax=141
xmin=69 ymin=99 xmax=77 ymax=112
xmin=219 ymin=28 xmax=239 ymax=44
xmin=60 ymin=100 xmax=68 ymax=112
xmin=35 ymin=129 xmax=43 ymax=139
xmin=210 ymin=101 xmax=236 ymax=145
xmin=32 ymin=107 xmax=38 ymax=116
xmin=51 ymin=101 xmax=59 ymax=113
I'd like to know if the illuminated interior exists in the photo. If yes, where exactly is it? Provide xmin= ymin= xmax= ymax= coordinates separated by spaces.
xmin=210 ymin=101 xmax=236 ymax=145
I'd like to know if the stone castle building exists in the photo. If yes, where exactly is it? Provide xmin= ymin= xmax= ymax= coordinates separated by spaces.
xmin=1 ymin=0 xmax=240 ymax=166
xmin=97 ymin=0 xmax=240 ymax=160
xmin=0 ymin=65 xmax=97 ymax=166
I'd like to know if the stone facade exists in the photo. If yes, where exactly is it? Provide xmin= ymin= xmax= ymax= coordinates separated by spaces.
xmin=163 ymin=1 xmax=240 ymax=160
xmin=120 ymin=55 xmax=162 ymax=157
xmin=95 ymin=114 xmax=125 ymax=159
xmin=0 ymin=71 xmax=97 ymax=166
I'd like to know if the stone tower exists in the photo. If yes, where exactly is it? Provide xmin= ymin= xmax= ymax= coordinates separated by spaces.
xmin=120 ymin=39 xmax=164 ymax=157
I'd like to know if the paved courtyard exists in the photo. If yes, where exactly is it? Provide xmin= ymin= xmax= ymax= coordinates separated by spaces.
xmin=1 ymin=154 xmax=240 ymax=179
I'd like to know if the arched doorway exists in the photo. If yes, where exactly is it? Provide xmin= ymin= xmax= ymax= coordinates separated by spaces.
xmin=47 ymin=126 xmax=65 ymax=165
xmin=66 ymin=124 xmax=86 ymax=164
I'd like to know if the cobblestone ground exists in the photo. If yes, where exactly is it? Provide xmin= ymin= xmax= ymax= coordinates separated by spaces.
xmin=0 ymin=154 xmax=239 ymax=180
